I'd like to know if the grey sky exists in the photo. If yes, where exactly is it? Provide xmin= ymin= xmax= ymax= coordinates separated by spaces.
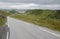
xmin=0 ymin=0 xmax=60 ymax=4
xmin=0 ymin=0 xmax=60 ymax=10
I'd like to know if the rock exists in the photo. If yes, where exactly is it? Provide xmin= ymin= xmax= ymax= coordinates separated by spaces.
xmin=0 ymin=14 xmax=5 ymax=19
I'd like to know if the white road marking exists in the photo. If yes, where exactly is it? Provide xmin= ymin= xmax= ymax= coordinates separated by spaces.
xmin=39 ymin=27 xmax=60 ymax=37
xmin=6 ymin=32 xmax=9 ymax=39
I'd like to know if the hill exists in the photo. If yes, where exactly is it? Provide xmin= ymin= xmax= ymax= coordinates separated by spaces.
xmin=11 ymin=9 xmax=60 ymax=31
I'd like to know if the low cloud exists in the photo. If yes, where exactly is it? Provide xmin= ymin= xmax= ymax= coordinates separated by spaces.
xmin=0 ymin=2 xmax=40 ymax=9
xmin=0 ymin=2 xmax=60 ymax=10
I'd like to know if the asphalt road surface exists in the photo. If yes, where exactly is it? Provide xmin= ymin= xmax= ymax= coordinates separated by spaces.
xmin=7 ymin=17 xmax=60 ymax=39
xmin=0 ymin=25 xmax=10 ymax=39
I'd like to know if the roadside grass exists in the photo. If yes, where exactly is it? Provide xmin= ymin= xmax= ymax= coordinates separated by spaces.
xmin=0 ymin=12 xmax=12 ymax=26
xmin=0 ymin=17 xmax=6 ymax=26
xmin=11 ymin=14 xmax=60 ymax=31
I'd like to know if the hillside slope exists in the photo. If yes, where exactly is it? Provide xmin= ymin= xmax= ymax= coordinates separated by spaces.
xmin=0 ymin=10 xmax=12 ymax=26
xmin=11 ymin=9 xmax=60 ymax=31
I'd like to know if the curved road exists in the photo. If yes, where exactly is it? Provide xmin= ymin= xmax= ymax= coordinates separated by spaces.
xmin=7 ymin=17 xmax=60 ymax=39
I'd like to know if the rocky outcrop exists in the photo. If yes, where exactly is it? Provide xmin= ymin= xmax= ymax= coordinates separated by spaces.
xmin=0 ymin=14 xmax=5 ymax=19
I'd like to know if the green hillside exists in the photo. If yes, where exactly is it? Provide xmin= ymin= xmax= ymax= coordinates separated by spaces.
xmin=26 ymin=9 xmax=60 ymax=19
xmin=0 ymin=10 xmax=12 ymax=16
xmin=11 ymin=9 xmax=60 ymax=31
xmin=0 ymin=10 xmax=12 ymax=26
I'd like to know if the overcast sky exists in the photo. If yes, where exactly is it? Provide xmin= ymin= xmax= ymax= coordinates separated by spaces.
xmin=0 ymin=0 xmax=60 ymax=4
xmin=0 ymin=0 xmax=60 ymax=9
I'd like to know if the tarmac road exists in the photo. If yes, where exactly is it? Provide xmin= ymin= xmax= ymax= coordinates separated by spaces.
xmin=0 ymin=25 xmax=10 ymax=39
xmin=7 ymin=17 xmax=60 ymax=39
